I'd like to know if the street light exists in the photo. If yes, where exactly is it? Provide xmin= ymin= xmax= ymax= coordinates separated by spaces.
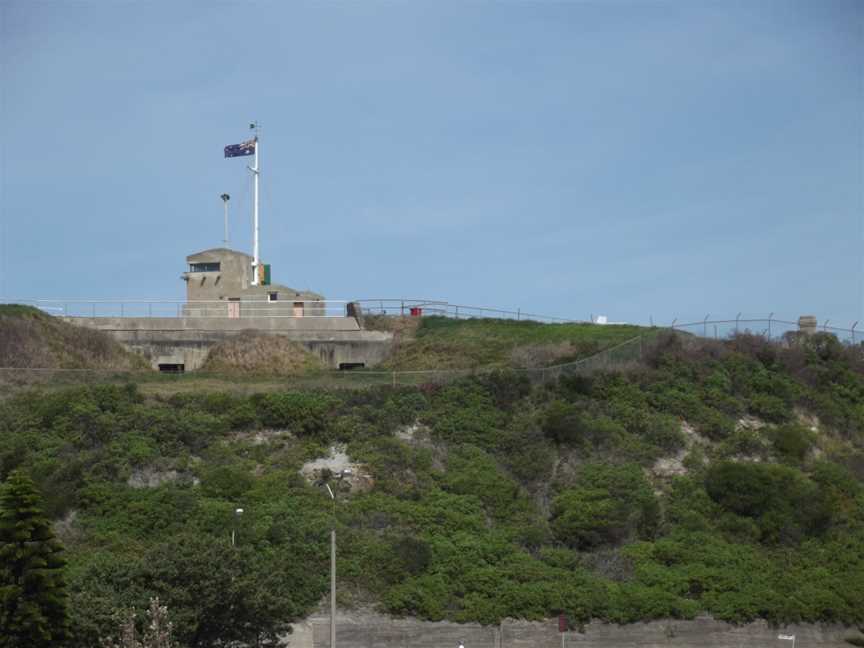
xmin=323 ymin=470 xmax=351 ymax=648
xmin=220 ymin=193 xmax=231 ymax=246
xmin=232 ymin=507 xmax=244 ymax=546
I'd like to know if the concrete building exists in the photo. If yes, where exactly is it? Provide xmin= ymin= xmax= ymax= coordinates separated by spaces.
xmin=61 ymin=247 xmax=394 ymax=372
xmin=182 ymin=248 xmax=325 ymax=317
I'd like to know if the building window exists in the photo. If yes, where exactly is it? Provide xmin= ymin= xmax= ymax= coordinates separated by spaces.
xmin=268 ymin=292 xmax=278 ymax=302
xmin=189 ymin=262 xmax=221 ymax=273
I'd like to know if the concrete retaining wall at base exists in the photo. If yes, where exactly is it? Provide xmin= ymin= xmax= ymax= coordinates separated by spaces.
xmin=283 ymin=612 xmax=856 ymax=648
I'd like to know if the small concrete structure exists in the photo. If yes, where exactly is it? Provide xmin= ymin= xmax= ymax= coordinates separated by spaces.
xmin=182 ymin=248 xmax=325 ymax=317
xmin=798 ymin=315 xmax=818 ymax=336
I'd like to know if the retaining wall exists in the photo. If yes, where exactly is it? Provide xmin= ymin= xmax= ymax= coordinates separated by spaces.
xmin=284 ymin=611 xmax=856 ymax=648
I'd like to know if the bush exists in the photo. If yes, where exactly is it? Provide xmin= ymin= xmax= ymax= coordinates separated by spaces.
xmin=252 ymin=392 xmax=338 ymax=438
xmin=542 ymin=401 xmax=585 ymax=445
xmin=704 ymin=462 xmax=831 ymax=544
xmin=551 ymin=463 xmax=658 ymax=550
xmin=769 ymin=424 xmax=814 ymax=464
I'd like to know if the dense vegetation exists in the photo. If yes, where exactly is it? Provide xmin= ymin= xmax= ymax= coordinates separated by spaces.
xmin=1 ymin=327 xmax=863 ymax=646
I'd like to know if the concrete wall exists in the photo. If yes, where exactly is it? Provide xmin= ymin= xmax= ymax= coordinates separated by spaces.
xmin=283 ymin=611 xmax=856 ymax=648
xmin=61 ymin=316 xmax=392 ymax=370
xmin=63 ymin=316 xmax=360 ymax=333
xmin=185 ymin=248 xmax=252 ymax=302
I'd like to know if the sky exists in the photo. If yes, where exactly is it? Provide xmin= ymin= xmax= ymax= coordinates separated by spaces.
xmin=0 ymin=0 xmax=862 ymax=326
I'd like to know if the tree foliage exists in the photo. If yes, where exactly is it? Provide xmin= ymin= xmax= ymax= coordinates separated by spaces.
xmin=0 ymin=469 xmax=70 ymax=647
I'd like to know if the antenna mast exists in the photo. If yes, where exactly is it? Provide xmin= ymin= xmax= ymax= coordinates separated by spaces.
xmin=250 ymin=121 xmax=260 ymax=285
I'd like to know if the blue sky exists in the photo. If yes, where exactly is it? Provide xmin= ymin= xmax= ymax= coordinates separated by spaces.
xmin=1 ymin=0 xmax=861 ymax=325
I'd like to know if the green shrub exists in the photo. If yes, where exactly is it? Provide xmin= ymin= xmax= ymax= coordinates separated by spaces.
xmin=542 ymin=400 xmax=585 ymax=445
xmin=644 ymin=414 xmax=685 ymax=452
xmin=551 ymin=463 xmax=658 ymax=549
xmin=252 ymin=392 xmax=338 ymax=438
xmin=769 ymin=424 xmax=814 ymax=464
xmin=704 ymin=462 xmax=832 ymax=544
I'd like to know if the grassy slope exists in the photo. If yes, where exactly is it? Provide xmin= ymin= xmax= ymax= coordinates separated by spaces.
xmin=377 ymin=316 xmax=649 ymax=369
xmin=0 ymin=304 xmax=148 ymax=371
xmin=199 ymin=334 xmax=324 ymax=375
xmin=2 ymin=331 xmax=863 ymax=646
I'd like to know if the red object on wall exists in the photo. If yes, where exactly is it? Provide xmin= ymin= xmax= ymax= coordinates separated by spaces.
xmin=558 ymin=613 xmax=567 ymax=633
xmin=409 ymin=307 xmax=423 ymax=317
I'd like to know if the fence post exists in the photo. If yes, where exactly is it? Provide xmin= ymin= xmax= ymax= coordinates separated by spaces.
xmin=853 ymin=321 xmax=858 ymax=345
xmin=768 ymin=312 xmax=774 ymax=339
xmin=703 ymin=314 xmax=710 ymax=338
xmin=517 ymin=308 xmax=521 ymax=321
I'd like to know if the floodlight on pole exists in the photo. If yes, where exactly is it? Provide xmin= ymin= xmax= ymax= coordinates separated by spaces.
xmin=322 ymin=481 xmax=337 ymax=648
xmin=221 ymin=193 xmax=231 ymax=246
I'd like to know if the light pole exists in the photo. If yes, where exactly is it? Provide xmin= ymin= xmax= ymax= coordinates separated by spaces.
xmin=232 ymin=507 xmax=243 ymax=546
xmin=220 ymin=193 xmax=231 ymax=246
xmin=323 ymin=469 xmax=352 ymax=648
xmin=325 ymin=484 xmax=336 ymax=648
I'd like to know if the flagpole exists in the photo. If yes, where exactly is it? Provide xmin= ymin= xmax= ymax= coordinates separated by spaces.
xmin=251 ymin=123 xmax=260 ymax=286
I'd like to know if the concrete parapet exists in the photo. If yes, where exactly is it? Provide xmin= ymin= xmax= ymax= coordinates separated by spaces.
xmin=62 ymin=316 xmax=360 ymax=333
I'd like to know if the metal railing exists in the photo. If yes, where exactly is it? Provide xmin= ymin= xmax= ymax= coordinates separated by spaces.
xmin=13 ymin=298 xmax=578 ymax=323
xmin=353 ymin=299 xmax=580 ymax=323
xmin=15 ymin=299 xmax=347 ymax=319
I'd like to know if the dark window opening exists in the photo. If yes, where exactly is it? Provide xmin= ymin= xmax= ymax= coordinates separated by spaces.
xmin=158 ymin=363 xmax=185 ymax=373
xmin=338 ymin=362 xmax=365 ymax=371
xmin=269 ymin=292 xmax=278 ymax=302
xmin=189 ymin=262 xmax=221 ymax=273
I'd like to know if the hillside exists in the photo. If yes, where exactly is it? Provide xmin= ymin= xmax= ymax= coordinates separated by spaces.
xmin=1 ymin=325 xmax=863 ymax=646
xmin=0 ymin=304 xmax=148 ymax=371
xmin=199 ymin=333 xmax=324 ymax=374
xmin=368 ymin=315 xmax=648 ymax=369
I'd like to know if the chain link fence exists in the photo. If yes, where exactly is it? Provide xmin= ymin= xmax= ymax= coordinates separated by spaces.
xmin=0 ymin=315 xmax=858 ymax=394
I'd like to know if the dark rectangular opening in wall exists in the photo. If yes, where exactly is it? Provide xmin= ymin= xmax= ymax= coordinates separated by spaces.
xmin=338 ymin=362 xmax=365 ymax=371
xmin=189 ymin=262 xmax=221 ymax=273
xmin=158 ymin=363 xmax=185 ymax=373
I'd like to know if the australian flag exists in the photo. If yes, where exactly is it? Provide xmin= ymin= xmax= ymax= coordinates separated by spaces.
xmin=224 ymin=138 xmax=256 ymax=158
